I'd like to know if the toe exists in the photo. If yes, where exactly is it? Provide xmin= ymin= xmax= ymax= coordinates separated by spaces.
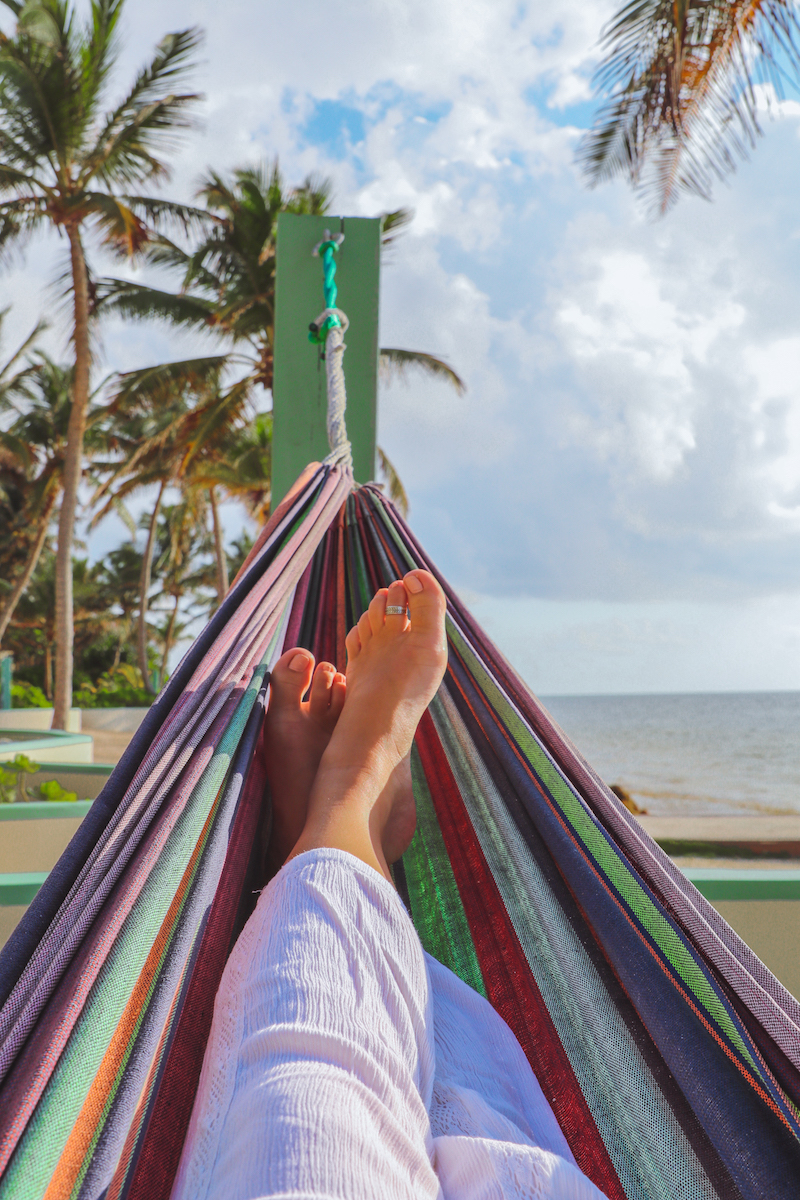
xmin=383 ymin=580 xmax=408 ymax=631
xmin=270 ymin=648 xmax=315 ymax=709
xmin=367 ymin=587 xmax=389 ymax=634
xmin=345 ymin=625 xmax=361 ymax=662
xmin=309 ymin=662 xmax=337 ymax=719
xmin=357 ymin=610 xmax=373 ymax=645
xmin=403 ymin=570 xmax=447 ymax=641
xmin=330 ymin=673 xmax=346 ymax=719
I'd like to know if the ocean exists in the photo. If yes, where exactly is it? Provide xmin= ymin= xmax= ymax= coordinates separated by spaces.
xmin=540 ymin=691 xmax=800 ymax=817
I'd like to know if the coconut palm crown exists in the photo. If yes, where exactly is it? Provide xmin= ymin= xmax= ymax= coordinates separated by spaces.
xmin=0 ymin=0 xmax=203 ymax=725
xmin=579 ymin=0 xmax=800 ymax=213
xmin=95 ymin=162 xmax=464 ymax=515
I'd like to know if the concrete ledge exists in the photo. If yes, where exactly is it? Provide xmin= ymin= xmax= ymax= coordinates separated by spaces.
xmin=639 ymin=816 xmax=800 ymax=841
xmin=0 ymin=709 xmax=81 ymax=732
xmin=0 ymin=905 xmax=27 ymax=950
xmin=0 ymin=731 xmax=93 ymax=763
xmin=0 ymin=807 xmax=89 ymax=872
xmin=639 ymin=815 xmax=800 ymax=859
xmin=28 ymin=763 xmax=112 ymax=801
xmin=80 ymin=708 xmax=149 ymax=733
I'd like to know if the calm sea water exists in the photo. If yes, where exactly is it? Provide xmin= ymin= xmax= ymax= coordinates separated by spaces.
xmin=540 ymin=691 xmax=800 ymax=817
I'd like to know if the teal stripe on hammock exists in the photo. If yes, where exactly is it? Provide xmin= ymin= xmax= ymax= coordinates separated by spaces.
xmin=369 ymin=494 xmax=418 ymax=572
xmin=404 ymin=750 xmax=486 ymax=999
xmin=0 ymin=643 xmax=277 ymax=1200
xmin=429 ymin=688 xmax=718 ymax=1200
xmin=446 ymin=621 xmax=764 ymax=1084
xmin=69 ymin=808 xmax=216 ymax=1200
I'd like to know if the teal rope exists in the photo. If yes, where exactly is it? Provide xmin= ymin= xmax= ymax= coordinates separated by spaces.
xmin=309 ymin=239 xmax=342 ymax=345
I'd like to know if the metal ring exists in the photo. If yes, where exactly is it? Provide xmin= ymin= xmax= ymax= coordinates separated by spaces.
xmin=385 ymin=605 xmax=406 ymax=616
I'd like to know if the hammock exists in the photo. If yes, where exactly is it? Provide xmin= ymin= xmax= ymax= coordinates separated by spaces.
xmin=0 ymin=460 xmax=799 ymax=1200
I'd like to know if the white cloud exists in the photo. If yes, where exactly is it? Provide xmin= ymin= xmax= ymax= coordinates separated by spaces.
xmin=555 ymin=247 xmax=745 ymax=482
xmin=4 ymin=0 xmax=800 ymax=693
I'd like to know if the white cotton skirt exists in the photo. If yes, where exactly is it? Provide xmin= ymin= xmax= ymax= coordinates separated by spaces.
xmin=172 ymin=848 xmax=606 ymax=1200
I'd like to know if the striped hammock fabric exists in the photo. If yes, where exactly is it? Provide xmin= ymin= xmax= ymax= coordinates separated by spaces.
xmin=0 ymin=461 xmax=799 ymax=1200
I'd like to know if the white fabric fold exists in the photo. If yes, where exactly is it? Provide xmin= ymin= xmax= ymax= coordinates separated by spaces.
xmin=172 ymin=848 xmax=606 ymax=1200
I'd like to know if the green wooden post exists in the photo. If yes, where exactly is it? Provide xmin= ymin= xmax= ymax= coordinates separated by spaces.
xmin=0 ymin=652 xmax=11 ymax=709
xmin=272 ymin=213 xmax=380 ymax=505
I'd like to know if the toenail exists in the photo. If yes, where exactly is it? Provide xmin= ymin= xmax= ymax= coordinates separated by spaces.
xmin=289 ymin=653 xmax=309 ymax=672
xmin=405 ymin=573 xmax=423 ymax=594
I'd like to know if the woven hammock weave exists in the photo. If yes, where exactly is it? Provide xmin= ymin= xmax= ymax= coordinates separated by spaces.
xmin=1 ymin=462 xmax=799 ymax=1200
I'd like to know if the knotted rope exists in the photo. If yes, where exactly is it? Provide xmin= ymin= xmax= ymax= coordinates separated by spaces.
xmin=310 ymin=230 xmax=352 ymax=469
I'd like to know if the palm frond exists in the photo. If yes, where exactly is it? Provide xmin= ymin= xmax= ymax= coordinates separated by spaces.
xmin=83 ymin=26 xmax=202 ymax=187
xmin=121 ymin=196 xmax=213 ymax=237
xmin=376 ymin=445 xmax=409 ymax=517
xmin=94 ymin=277 xmax=216 ymax=328
xmin=379 ymin=347 xmax=466 ymax=394
xmin=579 ymin=0 xmax=800 ymax=212
xmin=0 ymin=311 xmax=46 ymax=385
xmin=107 ymin=354 xmax=229 ymax=411
xmin=110 ymin=491 xmax=136 ymax=536
xmin=86 ymin=191 xmax=149 ymax=254
xmin=380 ymin=208 xmax=414 ymax=250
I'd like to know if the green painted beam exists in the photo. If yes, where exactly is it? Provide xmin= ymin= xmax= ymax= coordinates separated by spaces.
xmin=0 ymin=800 xmax=93 ymax=821
xmin=0 ymin=653 xmax=11 ymax=710
xmin=0 ymin=872 xmax=48 ymax=905
xmin=684 ymin=869 xmax=800 ymax=901
xmin=272 ymin=213 xmax=380 ymax=505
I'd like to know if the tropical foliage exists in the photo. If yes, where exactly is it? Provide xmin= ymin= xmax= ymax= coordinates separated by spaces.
xmin=0 ymin=4 xmax=465 ymax=717
xmin=579 ymin=0 xmax=800 ymax=212
xmin=96 ymin=160 xmax=464 ymax=515
xmin=0 ymin=0 xmax=202 ymax=725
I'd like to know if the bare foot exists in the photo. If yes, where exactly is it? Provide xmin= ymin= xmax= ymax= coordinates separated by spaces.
xmin=291 ymin=569 xmax=447 ymax=881
xmin=262 ymin=647 xmax=416 ymax=878
xmin=261 ymin=648 xmax=346 ymax=875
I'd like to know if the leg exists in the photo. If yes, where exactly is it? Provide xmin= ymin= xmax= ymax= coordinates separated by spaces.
xmin=290 ymin=569 xmax=448 ymax=882
xmin=261 ymin=649 xmax=346 ymax=876
xmin=261 ymin=647 xmax=416 ymax=881
xmin=174 ymin=571 xmax=448 ymax=1200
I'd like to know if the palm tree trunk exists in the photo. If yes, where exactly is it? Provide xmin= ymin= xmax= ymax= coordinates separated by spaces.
xmin=159 ymin=595 xmax=179 ymax=689
xmin=209 ymin=486 xmax=229 ymax=601
xmin=0 ymin=491 xmax=57 ymax=644
xmin=45 ymin=641 xmax=53 ymax=702
xmin=53 ymin=226 xmax=91 ymax=730
xmin=138 ymin=479 xmax=166 ymax=694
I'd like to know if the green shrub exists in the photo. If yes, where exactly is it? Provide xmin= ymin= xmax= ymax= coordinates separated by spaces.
xmin=0 ymin=753 xmax=40 ymax=803
xmin=0 ymin=754 xmax=85 ymax=802
xmin=37 ymin=779 xmax=79 ymax=803
xmin=73 ymin=664 xmax=153 ymax=709
xmin=11 ymin=681 xmax=50 ymax=708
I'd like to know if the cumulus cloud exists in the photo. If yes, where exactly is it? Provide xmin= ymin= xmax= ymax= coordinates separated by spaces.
xmin=555 ymin=247 xmax=745 ymax=482
xmin=4 ymin=0 xmax=800 ymax=689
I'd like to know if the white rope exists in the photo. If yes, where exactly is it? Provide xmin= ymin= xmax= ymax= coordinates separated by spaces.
xmin=314 ymin=307 xmax=353 ymax=469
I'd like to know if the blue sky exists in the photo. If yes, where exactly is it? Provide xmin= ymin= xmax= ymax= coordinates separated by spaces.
xmin=5 ymin=0 xmax=800 ymax=694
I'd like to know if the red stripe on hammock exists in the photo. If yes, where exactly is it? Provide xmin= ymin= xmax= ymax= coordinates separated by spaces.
xmin=415 ymin=708 xmax=625 ymax=1200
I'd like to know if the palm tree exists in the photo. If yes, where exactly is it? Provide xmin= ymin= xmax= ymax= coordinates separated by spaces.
xmin=0 ymin=352 xmax=73 ymax=643
xmin=0 ymin=0 xmax=203 ymax=726
xmin=96 ymin=161 xmax=465 ymax=514
xmin=9 ymin=551 xmax=110 ymax=700
xmin=91 ymin=370 xmax=206 ymax=688
xmin=97 ymin=541 xmax=144 ymax=669
xmin=578 ymin=1 xmax=800 ymax=213
xmin=149 ymin=497 xmax=215 ymax=688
